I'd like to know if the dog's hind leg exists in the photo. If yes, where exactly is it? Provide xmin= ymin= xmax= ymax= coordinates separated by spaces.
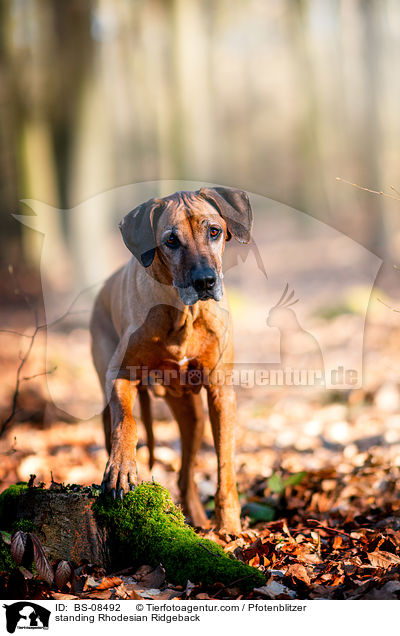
xmin=138 ymin=388 xmax=155 ymax=469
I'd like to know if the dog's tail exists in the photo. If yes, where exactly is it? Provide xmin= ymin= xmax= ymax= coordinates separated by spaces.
xmin=138 ymin=387 xmax=155 ymax=470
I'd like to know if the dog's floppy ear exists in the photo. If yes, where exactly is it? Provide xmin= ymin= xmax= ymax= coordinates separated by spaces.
xmin=119 ymin=198 xmax=165 ymax=267
xmin=198 ymin=186 xmax=253 ymax=244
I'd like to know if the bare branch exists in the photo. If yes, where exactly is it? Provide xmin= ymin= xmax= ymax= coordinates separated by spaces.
xmin=0 ymin=324 xmax=39 ymax=436
xmin=377 ymin=298 xmax=400 ymax=313
xmin=336 ymin=177 xmax=400 ymax=202
xmin=0 ymin=270 xmax=98 ymax=437
xmin=22 ymin=366 xmax=57 ymax=382
xmin=0 ymin=329 xmax=32 ymax=338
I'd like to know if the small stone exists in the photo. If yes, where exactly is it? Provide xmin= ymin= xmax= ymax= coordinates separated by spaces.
xmin=374 ymin=383 xmax=400 ymax=412
xmin=304 ymin=419 xmax=323 ymax=436
xmin=325 ymin=420 xmax=350 ymax=444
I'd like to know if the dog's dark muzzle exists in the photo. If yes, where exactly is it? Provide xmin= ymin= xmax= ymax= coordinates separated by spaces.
xmin=191 ymin=266 xmax=221 ymax=300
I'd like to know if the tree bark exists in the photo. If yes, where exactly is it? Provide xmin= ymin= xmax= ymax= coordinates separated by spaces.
xmin=11 ymin=489 xmax=110 ymax=568
xmin=1 ymin=483 xmax=266 ymax=591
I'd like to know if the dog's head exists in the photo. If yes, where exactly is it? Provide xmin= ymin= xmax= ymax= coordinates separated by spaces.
xmin=119 ymin=186 xmax=253 ymax=305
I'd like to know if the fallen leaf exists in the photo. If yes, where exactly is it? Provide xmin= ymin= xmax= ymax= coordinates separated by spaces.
xmin=363 ymin=580 xmax=400 ymax=600
xmin=285 ymin=563 xmax=311 ymax=585
xmin=54 ymin=560 xmax=73 ymax=590
xmin=123 ymin=584 xmax=144 ymax=599
xmin=83 ymin=576 xmax=98 ymax=591
xmin=114 ymin=583 xmax=130 ymax=599
xmin=135 ymin=563 xmax=165 ymax=589
xmin=185 ymin=580 xmax=196 ymax=597
xmin=82 ymin=590 xmax=112 ymax=600
xmin=241 ymin=502 xmax=275 ymax=523
xmin=11 ymin=531 xmax=28 ymax=565
xmin=95 ymin=576 xmax=123 ymax=590
xmin=51 ymin=592 xmax=79 ymax=600
xmin=367 ymin=551 xmax=400 ymax=569
xmin=31 ymin=534 xmax=53 ymax=584
xmin=254 ymin=580 xmax=296 ymax=599
xmin=1 ymin=531 xmax=11 ymax=545
xmin=333 ymin=536 xmax=343 ymax=550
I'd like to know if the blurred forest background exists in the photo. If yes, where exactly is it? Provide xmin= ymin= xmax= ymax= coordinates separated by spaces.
xmin=1 ymin=0 xmax=400 ymax=267
xmin=3 ymin=0 xmax=400 ymax=601
xmin=3 ymin=0 xmax=400 ymax=541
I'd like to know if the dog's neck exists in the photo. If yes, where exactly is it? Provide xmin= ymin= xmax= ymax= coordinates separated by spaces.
xmin=133 ymin=259 xmax=202 ymax=331
xmin=172 ymin=303 xmax=200 ymax=332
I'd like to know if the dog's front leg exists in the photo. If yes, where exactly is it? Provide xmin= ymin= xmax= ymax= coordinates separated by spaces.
xmin=207 ymin=384 xmax=241 ymax=534
xmin=102 ymin=376 xmax=138 ymax=497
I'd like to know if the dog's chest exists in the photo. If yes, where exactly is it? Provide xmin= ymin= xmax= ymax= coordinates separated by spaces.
xmin=158 ymin=316 xmax=217 ymax=368
xmin=143 ymin=315 xmax=221 ymax=395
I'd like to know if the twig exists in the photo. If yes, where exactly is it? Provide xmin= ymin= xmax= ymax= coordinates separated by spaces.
xmin=306 ymin=519 xmax=356 ymax=540
xmin=212 ymin=574 xmax=255 ymax=598
xmin=336 ymin=177 xmax=400 ymax=202
xmin=0 ymin=322 xmax=39 ymax=436
xmin=199 ymin=542 xmax=222 ymax=558
xmin=0 ymin=270 xmax=97 ymax=437
xmin=376 ymin=298 xmax=400 ymax=314
xmin=0 ymin=329 xmax=32 ymax=338
xmin=22 ymin=366 xmax=57 ymax=382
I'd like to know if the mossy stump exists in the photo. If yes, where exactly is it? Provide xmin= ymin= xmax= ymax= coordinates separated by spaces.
xmin=0 ymin=484 xmax=110 ymax=567
xmin=0 ymin=482 xmax=266 ymax=592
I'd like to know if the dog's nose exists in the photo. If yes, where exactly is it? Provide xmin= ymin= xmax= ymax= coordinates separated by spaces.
xmin=191 ymin=267 xmax=216 ymax=293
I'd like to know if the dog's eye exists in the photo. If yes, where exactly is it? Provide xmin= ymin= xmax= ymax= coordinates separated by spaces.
xmin=209 ymin=226 xmax=221 ymax=240
xmin=165 ymin=234 xmax=180 ymax=249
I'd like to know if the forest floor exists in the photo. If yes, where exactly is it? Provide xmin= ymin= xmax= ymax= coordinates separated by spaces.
xmin=2 ymin=259 xmax=400 ymax=600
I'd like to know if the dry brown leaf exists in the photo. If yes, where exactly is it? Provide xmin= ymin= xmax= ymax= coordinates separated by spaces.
xmin=82 ymin=576 xmax=97 ymax=591
xmin=114 ymin=583 xmax=130 ymax=599
xmin=286 ymin=563 xmax=311 ymax=585
xmin=31 ymin=534 xmax=54 ymax=585
xmin=248 ymin=555 xmax=260 ymax=567
xmin=123 ymin=584 xmax=144 ymax=600
xmin=11 ymin=531 xmax=28 ymax=566
xmin=51 ymin=592 xmax=79 ymax=600
xmin=54 ymin=560 xmax=73 ymax=590
xmin=95 ymin=576 xmax=123 ymax=590
xmin=135 ymin=563 xmax=165 ymax=589
xmin=83 ymin=590 xmax=112 ymax=600
xmin=254 ymin=580 xmax=296 ymax=600
xmin=333 ymin=536 xmax=343 ymax=550
xmin=195 ymin=593 xmax=213 ymax=600
xmin=367 ymin=551 xmax=400 ymax=569
xmin=296 ymin=546 xmax=322 ymax=564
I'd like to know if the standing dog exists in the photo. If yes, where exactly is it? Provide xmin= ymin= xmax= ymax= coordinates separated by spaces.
xmin=90 ymin=186 xmax=253 ymax=533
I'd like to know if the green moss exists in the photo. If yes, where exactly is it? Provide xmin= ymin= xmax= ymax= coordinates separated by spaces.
xmin=0 ymin=537 xmax=16 ymax=572
xmin=94 ymin=482 xmax=266 ymax=591
xmin=0 ymin=483 xmax=28 ymax=530
xmin=11 ymin=519 xmax=36 ymax=533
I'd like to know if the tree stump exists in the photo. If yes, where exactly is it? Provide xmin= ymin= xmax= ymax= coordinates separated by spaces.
xmin=1 ymin=486 xmax=110 ymax=567
xmin=0 ymin=482 xmax=266 ymax=591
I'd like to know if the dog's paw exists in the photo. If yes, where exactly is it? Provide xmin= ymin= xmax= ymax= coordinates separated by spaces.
xmin=101 ymin=454 xmax=137 ymax=498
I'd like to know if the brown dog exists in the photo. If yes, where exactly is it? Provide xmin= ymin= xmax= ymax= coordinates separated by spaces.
xmin=90 ymin=186 xmax=253 ymax=533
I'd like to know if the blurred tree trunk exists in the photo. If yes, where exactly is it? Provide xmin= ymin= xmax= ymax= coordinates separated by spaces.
xmin=286 ymin=0 xmax=329 ymax=220
xmin=0 ymin=4 xmax=24 ymax=262
xmin=358 ymin=0 xmax=385 ymax=254
xmin=19 ymin=119 xmax=62 ymax=269
xmin=170 ymin=0 xmax=214 ymax=181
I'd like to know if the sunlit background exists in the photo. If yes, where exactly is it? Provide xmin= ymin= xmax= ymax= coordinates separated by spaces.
xmin=1 ymin=0 xmax=400 ymax=267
